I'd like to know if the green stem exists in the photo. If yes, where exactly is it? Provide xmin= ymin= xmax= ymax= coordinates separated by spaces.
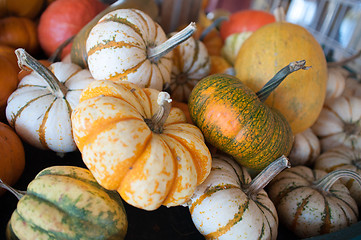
xmin=199 ymin=16 xmax=229 ymax=41
xmin=148 ymin=22 xmax=196 ymax=63
xmin=244 ymin=155 xmax=290 ymax=197
xmin=15 ymin=48 xmax=67 ymax=98
xmin=0 ymin=179 xmax=25 ymax=200
xmin=313 ymin=169 xmax=361 ymax=192
xmin=256 ymin=60 xmax=310 ymax=102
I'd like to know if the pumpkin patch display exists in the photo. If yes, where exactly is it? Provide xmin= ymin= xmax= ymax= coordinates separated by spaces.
xmin=234 ymin=20 xmax=328 ymax=134
xmin=169 ymin=34 xmax=210 ymax=102
xmin=0 ymin=122 xmax=25 ymax=196
xmin=6 ymin=49 xmax=95 ymax=153
xmin=311 ymin=95 xmax=361 ymax=152
xmin=188 ymin=60 xmax=309 ymax=170
xmin=188 ymin=154 xmax=290 ymax=240
xmin=86 ymin=9 xmax=196 ymax=91
xmin=2 ymin=165 xmax=128 ymax=239
xmin=267 ymin=166 xmax=360 ymax=238
xmin=71 ymin=80 xmax=212 ymax=211
xmin=71 ymin=0 xmax=159 ymax=68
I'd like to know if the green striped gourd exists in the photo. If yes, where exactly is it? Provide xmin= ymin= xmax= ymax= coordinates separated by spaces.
xmin=86 ymin=8 xmax=195 ymax=91
xmin=4 ymin=165 xmax=128 ymax=240
xmin=188 ymin=61 xmax=308 ymax=170
xmin=188 ymin=154 xmax=290 ymax=240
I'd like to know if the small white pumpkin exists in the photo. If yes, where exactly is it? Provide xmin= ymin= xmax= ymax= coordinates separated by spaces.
xmin=169 ymin=34 xmax=210 ymax=102
xmin=267 ymin=166 xmax=360 ymax=238
xmin=325 ymin=67 xmax=347 ymax=102
xmin=288 ymin=128 xmax=321 ymax=167
xmin=314 ymin=145 xmax=361 ymax=208
xmin=343 ymin=76 xmax=361 ymax=98
xmin=311 ymin=95 xmax=361 ymax=152
xmin=188 ymin=154 xmax=290 ymax=240
xmin=6 ymin=49 xmax=94 ymax=153
xmin=86 ymin=8 xmax=195 ymax=91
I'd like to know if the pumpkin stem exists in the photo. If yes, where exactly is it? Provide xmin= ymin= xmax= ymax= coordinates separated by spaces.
xmin=0 ymin=179 xmax=25 ymax=200
xmin=256 ymin=60 xmax=311 ymax=102
xmin=327 ymin=49 xmax=361 ymax=68
xmin=15 ymin=48 xmax=67 ymax=98
xmin=199 ymin=16 xmax=228 ymax=41
xmin=147 ymin=92 xmax=172 ymax=133
xmin=48 ymin=35 xmax=75 ymax=63
xmin=313 ymin=169 xmax=361 ymax=192
xmin=148 ymin=22 xmax=196 ymax=63
xmin=244 ymin=155 xmax=290 ymax=197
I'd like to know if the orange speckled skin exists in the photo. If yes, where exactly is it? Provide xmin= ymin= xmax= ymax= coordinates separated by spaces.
xmin=188 ymin=74 xmax=293 ymax=170
xmin=71 ymin=80 xmax=212 ymax=211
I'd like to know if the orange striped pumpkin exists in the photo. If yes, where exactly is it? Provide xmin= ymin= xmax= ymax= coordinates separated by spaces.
xmin=86 ymin=9 xmax=194 ymax=91
xmin=71 ymin=80 xmax=212 ymax=210
xmin=188 ymin=154 xmax=289 ymax=240
xmin=6 ymin=49 xmax=94 ymax=153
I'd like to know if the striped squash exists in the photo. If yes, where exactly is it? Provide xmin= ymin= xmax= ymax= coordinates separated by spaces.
xmin=6 ymin=165 xmax=128 ymax=240
xmin=188 ymin=73 xmax=293 ymax=170
xmin=314 ymin=146 xmax=361 ymax=208
xmin=267 ymin=166 xmax=360 ymax=238
xmin=6 ymin=49 xmax=94 ymax=153
xmin=71 ymin=80 xmax=212 ymax=210
xmin=169 ymin=35 xmax=210 ymax=102
xmin=188 ymin=154 xmax=290 ymax=240
xmin=86 ymin=8 xmax=195 ymax=91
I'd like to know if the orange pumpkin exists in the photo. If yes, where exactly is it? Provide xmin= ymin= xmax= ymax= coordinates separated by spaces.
xmin=0 ymin=16 xmax=39 ymax=55
xmin=0 ymin=122 xmax=25 ymax=195
xmin=0 ymin=0 xmax=45 ymax=19
xmin=71 ymin=80 xmax=212 ymax=210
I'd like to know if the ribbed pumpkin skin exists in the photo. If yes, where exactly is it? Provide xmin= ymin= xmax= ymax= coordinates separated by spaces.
xmin=6 ymin=166 xmax=128 ymax=240
xmin=71 ymin=80 xmax=212 ymax=210
xmin=189 ymin=155 xmax=278 ymax=240
xmin=6 ymin=62 xmax=94 ymax=152
xmin=170 ymin=35 xmax=210 ymax=102
xmin=267 ymin=166 xmax=358 ymax=238
xmin=188 ymin=74 xmax=293 ymax=170
xmin=86 ymin=9 xmax=172 ymax=91
xmin=235 ymin=22 xmax=328 ymax=134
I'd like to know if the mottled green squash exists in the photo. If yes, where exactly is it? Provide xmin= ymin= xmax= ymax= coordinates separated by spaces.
xmin=188 ymin=61 xmax=308 ymax=170
xmin=5 ymin=166 xmax=128 ymax=240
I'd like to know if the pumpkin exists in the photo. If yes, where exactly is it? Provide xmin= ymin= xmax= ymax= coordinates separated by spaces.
xmin=267 ymin=166 xmax=360 ymax=238
xmin=169 ymin=34 xmax=210 ymax=102
xmin=86 ymin=9 xmax=196 ymax=91
xmin=234 ymin=20 xmax=328 ymax=134
xmin=314 ymin=146 xmax=361 ymax=208
xmin=311 ymin=95 xmax=361 ymax=152
xmin=0 ymin=16 xmax=39 ymax=55
xmin=188 ymin=60 xmax=308 ymax=170
xmin=288 ymin=128 xmax=321 ymax=167
xmin=71 ymin=80 xmax=212 ymax=210
xmin=192 ymin=23 xmax=223 ymax=56
xmin=2 ymin=165 xmax=128 ymax=239
xmin=37 ymin=0 xmax=106 ymax=59
xmin=6 ymin=49 xmax=94 ymax=153
xmin=0 ymin=45 xmax=19 ymax=70
xmin=0 ymin=54 xmax=19 ymax=121
xmin=0 ymin=122 xmax=25 ymax=196
xmin=0 ymin=0 xmax=45 ymax=19
xmin=325 ymin=67 xmax=347 ymax=101
xmin=171 ymin=101 xmax=192 ymax=124
xmin=209 ymin=55 xmax=235 ymax=75
xmin=343 ymin=76 xmax=361 ymax=98
xmin=188 ymin=154 xmax=290 ymax=240
xmin=70 ymin=0 xmax=159 ymax=68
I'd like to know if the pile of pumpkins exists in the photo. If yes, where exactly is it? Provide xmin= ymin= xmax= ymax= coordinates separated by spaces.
xmin=1 ymin=0 xmax=361 ymax=239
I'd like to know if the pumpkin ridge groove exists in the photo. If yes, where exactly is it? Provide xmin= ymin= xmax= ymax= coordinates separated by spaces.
xmin=221 ymin=155 xmax=248 ymax=185
xmin=8 ymin=93 xmax=52 ymax=127
xmin=254 ymin=198 xmax=278 ymax=225
xmin=337 ymin=202 xmax=352 ymax=226
xmin=329 ymin=190 xmax=359 ymax=217
xmin=38 ymin=98 xmax=57 ymax=149
xmin=99 ymin=15 xmax=142 ymax=39
xmin=184 ymin=38 xmax=199 ymax=73
xmin=63 ymin=69 xmax=83 ymax=85
xmin=291 ymin=194 xmax=312 ymax=231
xmin=319 ymin=195 xmax=331 ymax=234
xmin=274 ymin=185 xmax=305 ymax=206
xmin=205 ymin=199 xmax=250 ymax=239
xmin=87 ymin=40 xmax=143 ymax=57
xmin=107 ymin=59 xmax=147 ymax=82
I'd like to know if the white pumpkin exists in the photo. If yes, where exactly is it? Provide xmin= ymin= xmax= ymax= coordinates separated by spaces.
xmin=343 ymin=76 xmax=361 ymax=98
xmin=169 ymin=35 xmax=210 ymax=102
xmin=188 ymin=154 xmax=290 ymax=240
xmin=6 ymin=49 xmax=94 ymax=153
xmin=288 ymin=128 xmax=321 ymax=166
xmin=325 ymin=67 xmax=347 ymax=102
xmin=86 ymin=8 xmax=195 ymax=91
